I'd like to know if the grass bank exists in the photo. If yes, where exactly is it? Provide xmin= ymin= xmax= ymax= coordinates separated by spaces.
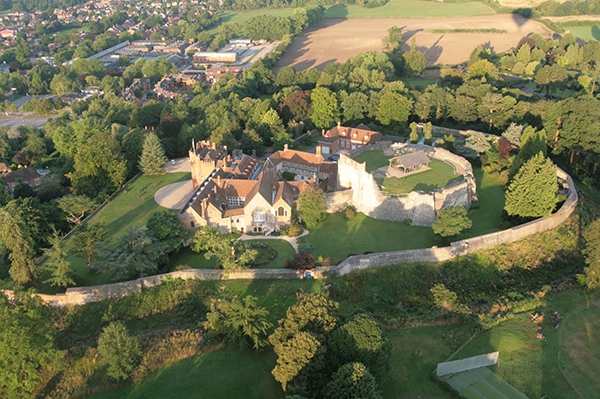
xmin=39 ymin=173 xmax=191 ymax=293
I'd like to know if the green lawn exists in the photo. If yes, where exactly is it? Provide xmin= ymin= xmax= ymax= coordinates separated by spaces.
xmin=300 ymin=212 xmax=438 ymax=264
xmin=557 ymin=298 xmax=600 ymax=398
xmin=324 ymin=0 xmax=495 ymax=18
xmin=382 ymin=324 xmax=471 ymax=398
xmin=352 ymin=150 xmax=463 ymax=194
xmin=460 ymin=167 xmax=505 ymax=239
xmin=377 ymin=158 xmax=463 ymax=194
xmin=563 ymin=25 xmax=600 ymax=41
xmin=353 ymin=149 xmax=392 ymax=172
xmin=91 ymin=347 xmax=283 ymax=399
xmin=457 ymin=291 xmax=592 ymax=399
xmin=39 ymin=173 xmax=191 ymax=292
xmin=169 ymin=239 xmax=296 ymax=270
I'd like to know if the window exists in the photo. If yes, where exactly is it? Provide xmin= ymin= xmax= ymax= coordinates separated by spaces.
xmin=278 ymin=207 xmax=286 ymax=216
xmin=190 ymin=221 xmax=195 ymax=228
xmin=253 ymin=208 xmax=265 ymax=223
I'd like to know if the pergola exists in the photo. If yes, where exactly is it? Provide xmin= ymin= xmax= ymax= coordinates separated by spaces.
xmin=389 ymin=150 xmax=430 ymax=173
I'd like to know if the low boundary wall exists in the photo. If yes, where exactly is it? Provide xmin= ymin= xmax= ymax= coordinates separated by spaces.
xmin=3 ymin=168 xmax=577 ymax=307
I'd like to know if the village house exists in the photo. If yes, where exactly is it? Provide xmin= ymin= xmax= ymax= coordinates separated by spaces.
xmin=205 ymin=66 xmax=243 ymax=86
xmin=268 ymin=144 xmax=338 ymax=191
xmin=318 ymin=122 xmax=387 ymax=155
xmin=1 ymin=167 xmax=43 ymax=194
xmin=0 ymin=162 xmax=9 ymax=174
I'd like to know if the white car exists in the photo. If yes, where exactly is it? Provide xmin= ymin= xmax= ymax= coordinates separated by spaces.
xmin=170 ymin=159 xmax=176 ymax=165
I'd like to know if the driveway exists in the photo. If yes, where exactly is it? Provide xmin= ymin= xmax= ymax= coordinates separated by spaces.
xmin=164 ymin=158 xmax=191 ymax=173
xmin=154 ymin=180 xmax=195 ymax=210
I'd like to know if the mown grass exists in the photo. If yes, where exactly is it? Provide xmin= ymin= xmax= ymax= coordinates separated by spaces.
xmin=324 ymin=0 xmax=495 ymax=19
xmin=558 ymin=298 xmax=600 ymax=398
xmin=91 ymin=347 xmax=283 ymax=399
xmin=208 ymin=8 xmax=295 ymax=34
xmin=460 ymin=166 xmax=505 ymax=238
xmin=457 ymin=290 xmax=592 ymax=399
xmin=38 ymin=173 xmax=191 ymax=293
xmin=377 ymin=158 xmax=463 ymax=194
xmin=352 ymin=150 xmax=464 ymax=194
xmin=300 ymin=212 xmax=438 ymax=264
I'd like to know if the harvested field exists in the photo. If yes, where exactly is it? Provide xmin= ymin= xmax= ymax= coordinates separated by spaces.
xmin=274 ymin=14 xmax=552 ymax=72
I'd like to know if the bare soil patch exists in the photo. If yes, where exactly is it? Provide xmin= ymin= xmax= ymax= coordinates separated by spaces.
xmin=275 ymin=14 xmax=551 ymax=72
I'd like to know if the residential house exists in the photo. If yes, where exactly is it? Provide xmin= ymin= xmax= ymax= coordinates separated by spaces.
xmin=318 ymin=122 xmax=387 ymax=154
xmin=268 ymin=144 xmax=338 ymax=190
xmin=0 ymin=162 xmax=9 ymax=174
xmin=205 ymin=66 xmax=242 ymax=86
xmin=1 ymin=167 xmax=43 ymax=194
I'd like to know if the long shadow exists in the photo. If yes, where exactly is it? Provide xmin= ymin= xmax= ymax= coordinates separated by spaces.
xmin=593 ymin=25 xmax=600 ymax=40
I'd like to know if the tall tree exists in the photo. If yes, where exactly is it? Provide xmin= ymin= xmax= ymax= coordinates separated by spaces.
xmin=55 ymin=194 xmax=97 ymax=225
xmin=139 ymin=132 xmax=168 ymax=176
xmin=146 ymin=210 xmax=186 ymax=254
xmin=191 ymin=226 xmax=257 ymax=272
xmin=0 ymin=206 xmax=37 ymax=284
xmin=94 ymin=225 xmax=166 ymax=281
xmin=402 ymin=38 xmax=426 ymax=75
xmin=0 ymin=292 xmax=62 ymax=399
xmin=375 ymin=91 xmax=413 ymax=126
xmin=73 ymin=223 xmax=108 ymax=271
xmin=97 ymin=321 xmax=141 ymax=381
xmin=310 ymin=87 xmax=339 ymax=130
xmin=43 ymin=230 xmax=74 ymax=288
xmin=324 ymin=363 xmax=382 ymax=399
xmin=296 ymin=186 xmax=327 ymax=229
xmin=505 ymin=153 xmax=558 ymax=218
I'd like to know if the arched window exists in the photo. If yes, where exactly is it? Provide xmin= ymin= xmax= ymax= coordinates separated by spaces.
xmin=278 ymin=206 xmax=286 ymax=216
xmin=253 ymin=208 xmax=265 ymax=223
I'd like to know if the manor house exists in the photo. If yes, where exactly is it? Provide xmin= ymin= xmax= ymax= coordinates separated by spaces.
xmin=180 ymin=141 xmax=337 ymax=234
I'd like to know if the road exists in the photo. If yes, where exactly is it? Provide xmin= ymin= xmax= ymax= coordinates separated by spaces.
xmin=0 ymin=117 xmax=49 ymax=129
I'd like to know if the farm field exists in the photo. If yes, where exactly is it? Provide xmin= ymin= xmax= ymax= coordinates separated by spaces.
xmin=324 ymin=0 xmax=495 ymax=19
xmin=274 ymin=14 xmax=551 ymax=71
xmin=562 ymin=25 xmax=600 ymax=41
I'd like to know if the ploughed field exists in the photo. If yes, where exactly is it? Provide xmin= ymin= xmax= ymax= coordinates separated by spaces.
xmin=274 ymin=14 xmax=551 ymax=72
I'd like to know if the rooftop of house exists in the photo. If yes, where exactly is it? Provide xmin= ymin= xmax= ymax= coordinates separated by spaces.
xmin=320 ymin=123 xmax=387 ymax=145
xmin=0 ymin=167 xmax=41 ymax=184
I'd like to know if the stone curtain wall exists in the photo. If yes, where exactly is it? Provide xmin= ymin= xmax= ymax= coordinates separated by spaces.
xmin=331 ymin=142 xmax=475 ymax=226
xmin=4 ymin=168 xmax=577 ymax=307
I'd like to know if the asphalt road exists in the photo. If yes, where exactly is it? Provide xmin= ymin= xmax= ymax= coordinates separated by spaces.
xmin=0 ymin=117 xmax=49 ymax=129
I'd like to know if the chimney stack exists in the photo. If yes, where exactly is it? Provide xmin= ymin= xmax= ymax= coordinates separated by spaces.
xmin=316 ymin=146 xmax=322 ymax=156
xmin=337 ymin=121 xmax=341 ymax=129
xmin=284 ymin=143 xmax=289 ymax=151
xmin=252 ymin=149 xmax=257 ymax=158
xmin=322 ymin=129 xmax=325 ymax=136
xmin=217 ymin=175 xmax=221 ymax=185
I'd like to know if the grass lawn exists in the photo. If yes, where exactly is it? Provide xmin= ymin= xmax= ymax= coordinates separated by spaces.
xmin=39 ymin=173 xmax=191 ymax=293
xmin=300 ymin=212 xmax=438 ymax=264
xmin=377 ymin=158 xmax=463 ymax=194
xmin=247 ymin=239 xmax=296 ymax=269
xmin=460 ymin=166 xmax=505 ymax=239
xmin=382 ymin=324 xmax=471 ymax=398
xmin=557 ymin=298 xmax=600 ymax=398
xmin=324 ymin=0 xmax=495 ymax=18
xmin=563 ymin=25 xmax=600 ymax=41
xmin=403 ymin=77 xmax=439 ymax=88
xmin=352 ymin=150 xmax=463 ymax=194
xmin=353 ymin=149 xmax=392 ymax=172
xmin=169 ymin=239 xmax=295 ymax=270
xmin=91 ymin=347 xmax=283 ymax=399
xmin=457 ymin=291 xmax=593 ymax=399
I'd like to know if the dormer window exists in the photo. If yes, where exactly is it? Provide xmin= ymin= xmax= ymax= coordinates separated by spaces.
xmin=353 ymin=133 xmax=357 ymax=139
xmin=341 ymin=131 xmax=346 ymax=136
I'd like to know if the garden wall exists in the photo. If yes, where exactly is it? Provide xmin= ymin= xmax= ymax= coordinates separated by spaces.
xmin=4 ymin=168 xmax=577 ymax=307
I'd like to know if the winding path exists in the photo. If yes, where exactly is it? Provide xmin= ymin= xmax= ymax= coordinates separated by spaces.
xmin=238 ymin=230 xmax=310 ymax=254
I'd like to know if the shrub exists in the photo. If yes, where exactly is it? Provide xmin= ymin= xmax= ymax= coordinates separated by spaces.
xmin=344 ymin=206 xmax=356 ymax=220
xmin=285 ymin=252 xmax=315 ymax=270
xmin=282 ymin=223 xmax=303 ymax=237
xmin=298 ymin=241 xmax=315 ymax=254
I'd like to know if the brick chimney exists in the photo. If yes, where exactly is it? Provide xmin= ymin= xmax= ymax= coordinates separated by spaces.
xmin=252 ymin=149 xmax=257 ymax=158
xmin=337 ymin=121 xmax=341 ymax=129
xmin=322 ymin=129 xmax=325 ymax=136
